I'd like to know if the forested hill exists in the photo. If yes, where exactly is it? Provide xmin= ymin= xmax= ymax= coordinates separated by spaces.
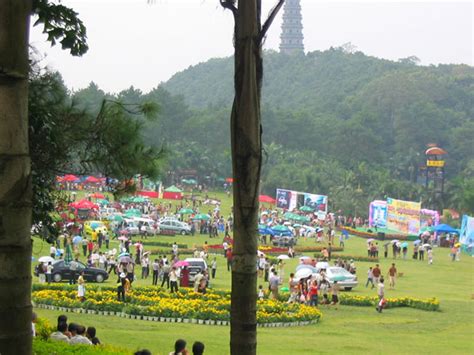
xmin=71 ymin=48 xmax=474 ymax=214
xmin=163 ymin=48 xmax=473 ymax=114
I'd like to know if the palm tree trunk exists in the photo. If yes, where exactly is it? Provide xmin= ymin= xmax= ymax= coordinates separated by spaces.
xmin=0 ymin=1 xmax=33 ymax=354
xmin=229 ymin=1 xmax=262 ymax=354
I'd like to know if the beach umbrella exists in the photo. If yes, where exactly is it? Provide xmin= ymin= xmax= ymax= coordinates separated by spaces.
xmin=174 ymin=260 xmax=190 ymax=267
xmin=295 ymin=268 xmax=313 ymax=280
xmin=63 ymin=174 xmax=79 ymax=182
xmin=97 ymin=199 xmax=110 ymax=205
xmin=391 ymin=239 xmax=399 ymax=244
xmin=277 ymin=254 xmax=290 ymax=260
xmin=401 ymin=242 xmax=409 ymax=248
xmin=179 ymin=208 xmax=194 ymax=215
xmin=38 ymin=256 xmax=55 ymax=263
xmin=64 ymin=244 xmax=73 ymax=266
xmin=72 ymin=235 xmax=82 ymax=244
xmin=367 ymin=238 xmax=375 ymax=243
xmin=118 ymin=255 xmax=133 ymax=264
xmin=108 ymin=214 xmax=124 ymax=222
xmin=90 ymin=192 xmax=105 ymax=199
xmin=193 ymin=213 xmax=211 ymax=221
xmin=413 ymin=240 xmax=421 ymax=245
xmin=118 ymin=236 xmax=128 ymax=241
xmin=423 ymin=243 xmax=431 ymax=248
xmin=316 ymin=261 xmax=329 ymax=270
xmin=454 ymin=242 xmax=461 ymax=247
xmin=118 ymin=252 xmax=130 ymax=258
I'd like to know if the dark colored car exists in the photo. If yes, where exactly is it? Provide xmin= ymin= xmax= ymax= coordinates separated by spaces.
xmin=36 ymin=260 xmax=109 ymax=283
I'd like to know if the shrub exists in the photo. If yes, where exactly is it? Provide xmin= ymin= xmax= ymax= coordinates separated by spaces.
xmin=33 ymin=338 xmax=130 ymax=355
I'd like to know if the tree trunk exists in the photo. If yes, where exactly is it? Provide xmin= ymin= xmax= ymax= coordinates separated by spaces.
xmin=0 ymin=1 xmax=33 ymax=354
xmin=230 ymin=1 xmax=262 ymax=354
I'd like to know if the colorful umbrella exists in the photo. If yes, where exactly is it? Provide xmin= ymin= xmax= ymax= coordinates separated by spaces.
xmin=90 ymin=192 xmax=105 ymax=199
xmin=174 ymin=260 xmax=190 ymax=267
xmin=295 ymin=268 xmax=313 ymax=280
xmin=38 ymin=256 xmax=55 ymax=263
xmin=179 ymin=208 xmax=194 ymax=215
xmin=193 ymin=213 xmax=211 ymax=221
xmin=277 ymin=255 xmax=290 ymax=260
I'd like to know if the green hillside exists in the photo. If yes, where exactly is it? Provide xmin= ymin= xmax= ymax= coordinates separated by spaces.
xmin=71 ymin=48 xmax=474 ymax=215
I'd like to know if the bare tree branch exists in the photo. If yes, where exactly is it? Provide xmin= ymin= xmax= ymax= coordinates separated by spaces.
xmin=220 ymin=0 xmax=237 ymax=18
xmin=259 ymin=0 xmax=285 ymax=43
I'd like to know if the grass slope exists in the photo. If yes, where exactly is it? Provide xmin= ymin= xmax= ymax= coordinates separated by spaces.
xmin=33 ymin=191 xmax=474 ymax=354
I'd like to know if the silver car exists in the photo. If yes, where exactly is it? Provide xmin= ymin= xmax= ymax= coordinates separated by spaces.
xmin=158 ymin=220 xmax=191 ymax=235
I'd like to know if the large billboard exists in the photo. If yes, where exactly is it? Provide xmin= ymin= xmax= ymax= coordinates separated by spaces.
xmin=276 ymin=189 xmax=327 ymax=212
xmin=386 ymin=197 xmax=421 ymax=234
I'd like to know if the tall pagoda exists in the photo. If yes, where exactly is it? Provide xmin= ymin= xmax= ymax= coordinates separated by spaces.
xmin=279 ymin=0 xmax=304 ymax=54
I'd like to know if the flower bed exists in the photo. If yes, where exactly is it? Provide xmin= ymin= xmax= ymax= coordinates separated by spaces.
xmin=141 ymin=241 xmax=188 ymax=248
xmin=338 ymin=294 xmax=440 ymax=311
xmin=314 ymin=253 xmax=379 ymax=262
xmin=339 ymin=227 xmax=418 ymax=241
xmin=32 ymin=285 xmax=322 ymax=325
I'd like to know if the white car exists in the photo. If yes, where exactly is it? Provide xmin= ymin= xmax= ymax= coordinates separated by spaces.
xmin=321 ymin=266 xmax=358 ymax=291
xmin=134 ymin=217 xmax=158 ymax=235
xmin=184 ymin=258 xmax=208 ymax=284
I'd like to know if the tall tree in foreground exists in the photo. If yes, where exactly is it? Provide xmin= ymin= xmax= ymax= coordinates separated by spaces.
xmin=220 ymin=1 xmax=284 ymax=354
xmin=0 ymin=1 xmax=32 ymax=353
xmin=0 ymin=1 xmax=87 ymax=352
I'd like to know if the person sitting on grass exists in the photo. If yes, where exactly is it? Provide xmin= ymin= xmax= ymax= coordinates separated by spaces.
xmin=50 ymin=322 xmax=70 ymax=343
xmin=86 ymin=326 xmax=100 ymax=345
xmin=192 ymin=341 xmax=205 ymax=355
xmin=70 ymin=324 xmax=92 ymax=345
xmin=170 ymin=339 xmax=188 ymax=355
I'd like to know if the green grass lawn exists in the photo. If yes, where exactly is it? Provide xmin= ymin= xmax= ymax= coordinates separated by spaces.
xmin=32 ymin=191 xmax=474 ymax=354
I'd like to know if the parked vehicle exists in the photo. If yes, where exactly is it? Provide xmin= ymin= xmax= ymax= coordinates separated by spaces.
xmin=158 ymin=219 xmax=191 ymax=235
xmin=35 ymin=260 xmax=109 ymax=283
xmin=184 ymin=258 xmax=208 ymax=284
xmin=296 ymin=265 xmax=358 ymax=291
xmin=272 ymin=235 xmax=297 ymax=247
xmin=119 ymin=219 xmax=140 ymax=235
xmin=134 ymin=217 xmax=158 ymax=235
xmin=83 ymin=220 xmax=109 ymax=240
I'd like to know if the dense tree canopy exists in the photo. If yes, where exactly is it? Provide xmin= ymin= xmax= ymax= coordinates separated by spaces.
xmin=69 ymin=48 xmax=474 ymax=215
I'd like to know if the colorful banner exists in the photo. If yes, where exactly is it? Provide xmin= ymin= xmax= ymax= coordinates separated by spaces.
xmin=276 ymin=189 xmax=327 ymax=212
xmin=386 ymin=197 xmax=421 ymax=234
xmin=369 ymin=200 xmax=388 ymax=228
xmin=276 ymin=189 xmax=293 ymax=210
xmin=460 ymin=215 xmax=474 ymax=255
xmin=304 ymin=193 xmax=328 ymax=213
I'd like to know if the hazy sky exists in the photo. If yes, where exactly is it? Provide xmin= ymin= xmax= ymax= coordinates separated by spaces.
xmin=29 ymin=0 xmax=473 ymax=93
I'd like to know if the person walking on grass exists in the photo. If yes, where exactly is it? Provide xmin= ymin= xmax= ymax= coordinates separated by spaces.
xmin=211 ymin=257 xmax=217 ymax=279
xmin=387 ymin=263 xmax=397 ymax=289
xmin=427 ymin=248 xmax=433 ymax=265
xmin=77 ymin=271 xmax=86 ymax=302
xmin=152 ymin=259 xmax=160 ymax=285
xmin=170 ymin=266 xmax=179 ymax=293
xmin=372 ymin=264 xmax=381 ymax=290
xmin=330 ymin=281 xmax=340 ymax=309
xmin=376 ymin=277 xmax=385 ymax=313
xmin=365 ymin=267 xmax=374 ymax=288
